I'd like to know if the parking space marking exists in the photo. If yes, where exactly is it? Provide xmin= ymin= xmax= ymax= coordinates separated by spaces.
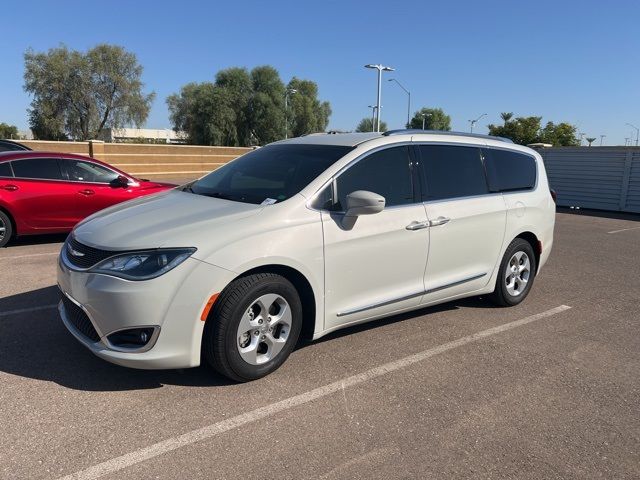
xmin=607 ymin=225 xmax=640 ymax=234
xmin=0 ymin=252 xmax=59 ymax=261
xmin=0 ymin=304 xmax=57 ymax=318
xmin=58 ymin=305 xmax=571 ymax=480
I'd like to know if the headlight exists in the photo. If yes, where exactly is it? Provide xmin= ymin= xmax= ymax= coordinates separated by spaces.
xmin=90 ymin=248 xmax=196 ymax=280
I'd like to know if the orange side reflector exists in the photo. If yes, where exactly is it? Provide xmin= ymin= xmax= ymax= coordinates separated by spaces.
xmin=200 ymin=293 xmax=219 ymax=322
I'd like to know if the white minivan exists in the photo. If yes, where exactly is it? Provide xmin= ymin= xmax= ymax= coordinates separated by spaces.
xmin=57 ymin=131 xmax=555 ymax=381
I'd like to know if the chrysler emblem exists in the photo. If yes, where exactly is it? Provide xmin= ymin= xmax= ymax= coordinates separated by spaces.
xmin=67 ymin=244 xmax=85 ymax=257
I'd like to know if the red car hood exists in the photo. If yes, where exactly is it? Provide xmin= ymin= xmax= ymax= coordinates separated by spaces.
xmin=135 ymin=180 xmax=176 ymax=191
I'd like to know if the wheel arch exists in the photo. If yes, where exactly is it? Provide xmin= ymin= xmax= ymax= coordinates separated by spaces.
xmin=0 ymin=204 xmax=17 ymax=238
xmin=514 ymin=231 xmax=541 ymax=272
xmin=224 ymin=264 xmax=318 ymax=341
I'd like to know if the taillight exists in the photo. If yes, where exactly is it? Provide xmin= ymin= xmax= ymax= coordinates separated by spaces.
xmin=550 ymin=189 xmax=557 ymax=204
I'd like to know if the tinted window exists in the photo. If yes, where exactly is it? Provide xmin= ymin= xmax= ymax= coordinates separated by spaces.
xmin=63 ymin=159 xmax=120 ymax=183
xmin=483 ymin=148 xmax=536 ymax=192
xmin=11 ymin=158 xmax=63 ymax=180
xmin=191 ymin=144 xmax=351 ymax=204
xmin=419 ymin=145 xmax=488 ymax=200
xmin=0 ymin=162 xmax=12 ymax=177
xmin=335 ymin=146 xmax=414 ymax=209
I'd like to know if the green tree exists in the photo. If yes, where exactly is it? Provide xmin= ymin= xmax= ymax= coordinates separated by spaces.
xmin=500 ymin=112 xmax=513 ymax=125
xmin=540 ymin=121 xmax=580 ymax=146
xmin=24 ymin=44 xmax=155 ymax=140
xmin=0 ymin=123 xmax=19 ymax=139
xmin=408 ymin=107 xmax=451 ymax=131
xmin=488 ymin=116 xmax=542 ymax=145
xmin=355 ymin=117 xmax=387 ymax=133
xmin=167 ymin=65 xmax=332 ymax=146
xmin=167 ymin=82 xmax=238 ymax=146
xmin=287 ymin=78 xmax=331 ymax=137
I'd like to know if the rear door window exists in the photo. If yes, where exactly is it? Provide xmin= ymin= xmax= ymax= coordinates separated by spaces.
xmin=11 ymin=158 xmax=63 ymax=180
xmin=483 ymin=148 xmax=536 ymax=192
xmin=418 ymin=145 xmax=488 ymax=201
xmin=0 ymin=162 xmax=13 ymax=177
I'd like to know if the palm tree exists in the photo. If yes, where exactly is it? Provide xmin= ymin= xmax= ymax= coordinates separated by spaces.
xmin=586 ymin=137 xmax=596 ymax=147
xmin=500 ymin=112 xmax=514 ymax=125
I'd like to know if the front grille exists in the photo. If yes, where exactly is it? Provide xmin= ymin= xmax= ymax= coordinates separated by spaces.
xmin=61 ymin=294 xmax=101 ymax=342
xmin=65 ymin=236 xmax=114 ymax=269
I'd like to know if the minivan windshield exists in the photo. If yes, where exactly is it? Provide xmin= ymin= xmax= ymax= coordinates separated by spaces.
xmin=188 ymin=144 xmax=352 ymax=204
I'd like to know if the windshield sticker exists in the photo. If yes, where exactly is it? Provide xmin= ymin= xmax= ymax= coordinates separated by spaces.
xmin=261 ymin=198 xmax=277 ymax=205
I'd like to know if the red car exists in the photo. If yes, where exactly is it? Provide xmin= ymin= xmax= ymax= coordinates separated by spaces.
xmin=0 ymin=151 xmax=175 ymax=247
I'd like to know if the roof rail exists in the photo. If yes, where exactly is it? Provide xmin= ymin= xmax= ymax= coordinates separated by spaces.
xmin=382 ymin=129 xmax=513 ymax=143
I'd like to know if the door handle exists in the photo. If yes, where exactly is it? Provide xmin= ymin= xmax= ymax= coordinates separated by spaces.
xmin=406 ymin=220 xmax=430 ymax=231
xmin=0 ymin=184 xmax=18 ymax=192
xmin=78 ymin=189 xmax=95 ymax=196
xmin=429 ymin=216 xmax=450 ymax=227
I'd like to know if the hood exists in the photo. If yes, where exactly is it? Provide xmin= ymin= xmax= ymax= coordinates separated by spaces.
xmin=73 ymin=189 xmax=263 ymax=250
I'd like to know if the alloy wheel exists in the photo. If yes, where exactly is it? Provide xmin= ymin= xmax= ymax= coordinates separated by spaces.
xmin=236 ymin=293 xmax=292 ymax=365
xmin=505 ymin=251 xmax=530 ymax=297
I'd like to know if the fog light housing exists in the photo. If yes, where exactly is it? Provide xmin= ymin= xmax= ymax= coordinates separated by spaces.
xmin=107 ymin=327 xmax=159 ymax=352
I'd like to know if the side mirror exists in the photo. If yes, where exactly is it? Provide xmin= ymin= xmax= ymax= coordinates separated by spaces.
xmin=344 ymin=190 xmax=385 ymax=217
xmin=110 ymin=175 xmax=129 ymax=188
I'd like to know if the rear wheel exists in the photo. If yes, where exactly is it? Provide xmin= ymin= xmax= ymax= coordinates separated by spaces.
xmin=489 ymin=238 xmax=536 ymax=306
xmin=0 ymin=211 xmax=13 ymax=248
xmin=202 ymin=273 xmax=302 ymax=382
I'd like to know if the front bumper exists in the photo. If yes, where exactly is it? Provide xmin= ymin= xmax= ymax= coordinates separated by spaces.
xmin=57 ymin=251 xmax=235 ymax=370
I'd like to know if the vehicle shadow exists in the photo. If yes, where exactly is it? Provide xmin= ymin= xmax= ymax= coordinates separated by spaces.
xmin=556 ymin=206 xmax=640 ymax=222
xmin=8 ymin=233 xmax=69 ymax=247
xmin=0 ymin=285 xmax=235 ymax=391
xmin=0 ymin=285 xmax=494 ymax=392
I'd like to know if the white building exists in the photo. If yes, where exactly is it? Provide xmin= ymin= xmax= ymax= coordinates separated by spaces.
xmin=100 ymin=127 xmax=187 ymax=144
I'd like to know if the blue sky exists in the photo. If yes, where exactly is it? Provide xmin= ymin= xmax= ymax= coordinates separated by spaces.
xmin=1 ymin=0 xmax=639 ymax=145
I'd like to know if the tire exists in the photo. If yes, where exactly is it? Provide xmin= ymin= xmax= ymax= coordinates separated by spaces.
xmin=489 ymin=238 xmax=537 ymax=307
xmin=202 ymin=273 xmax=302 ymax=382
xmin=0 ymin=210 xmax=13 ymax=248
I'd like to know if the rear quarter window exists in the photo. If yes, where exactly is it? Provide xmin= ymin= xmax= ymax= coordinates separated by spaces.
xmin=0 ymin=162 xmax=12 ymax=177
xmin=483 ymin=148 xmax=536 ymax=192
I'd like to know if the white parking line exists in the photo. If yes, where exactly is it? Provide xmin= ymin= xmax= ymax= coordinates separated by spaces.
xmin=607 ymin=225 xmax=640 ymax=234
xmin=0 ymin=304 xmax=57 ymax=318
xmin=0 ymin=252 xmax=59 ymax=261
xmin=58 ymin=305 xmax=571 ymax=480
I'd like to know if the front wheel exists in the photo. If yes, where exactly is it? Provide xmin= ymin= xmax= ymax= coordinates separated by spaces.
xmin=202 ymin=273 xmax=302 ymax=382
xmin=489 ymin=238 xmax=537 ymax=307
xmin=0 ymin=211 xmax=13 ymax=248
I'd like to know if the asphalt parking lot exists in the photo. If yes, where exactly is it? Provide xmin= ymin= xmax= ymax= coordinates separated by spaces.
xmin=1 ymin=209 xmax=639 ymax=480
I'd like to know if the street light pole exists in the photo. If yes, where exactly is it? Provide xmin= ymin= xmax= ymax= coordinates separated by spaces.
xmin=367 ymin=105 xmax=378 ymax=132
xmin=365 ymin=64 xmax=394 ymax=132
xmin=388 ymin=78 xmax=411 ymax=127
xmin=626 ymin=123 xmax=639 ymax=146
xmin=468 ymin=113 xmax=487 ymax=133
xmin=600 ymin=135 xmax=606 ymax=146
xmin=284 ymin=88 xmax=297 ymax=139
xmin=579 ymin=132 xmax=585 ymax=145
